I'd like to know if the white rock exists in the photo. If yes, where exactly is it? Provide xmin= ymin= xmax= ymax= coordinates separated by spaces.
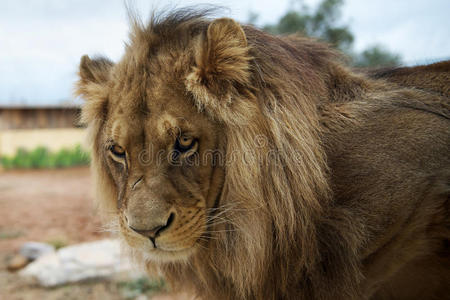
xmin=20 ymin=239 xmax=137 ymax=287
xmin=20 ymin=242 xmax=55 ymax=260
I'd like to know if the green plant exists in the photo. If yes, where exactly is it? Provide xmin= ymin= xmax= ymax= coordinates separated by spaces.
xmin=46 ymin=238 xmax=68 ymax=250
xmin=0 ymin=229 xmax=24 ymax=240
xmin=118 ymin=277 xmax=166 ymax=299
xmin=29 ymin=147 xmax=50 ymax=168
xmin=0 ymin=145 xmax=90 ymax=170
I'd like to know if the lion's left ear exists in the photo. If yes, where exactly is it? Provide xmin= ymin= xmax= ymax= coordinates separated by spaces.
xmin=75 ymin=55 xmax=114 ymax=124
xmin=186 ymin=18 xmax=251 ymax=107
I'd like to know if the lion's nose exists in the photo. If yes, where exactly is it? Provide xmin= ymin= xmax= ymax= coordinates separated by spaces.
xmin=129 ymin=212 xmax=175 ymax=242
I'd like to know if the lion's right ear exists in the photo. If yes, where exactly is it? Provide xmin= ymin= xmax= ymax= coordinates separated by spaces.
xmin=186 ymin=18 xmax=251 ymax=111
xmin=75 ymin=55 xmax=114 ymax=123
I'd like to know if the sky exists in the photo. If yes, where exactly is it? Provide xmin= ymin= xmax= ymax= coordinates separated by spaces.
xmin=0 ymin=0 xmax=449 ymax=105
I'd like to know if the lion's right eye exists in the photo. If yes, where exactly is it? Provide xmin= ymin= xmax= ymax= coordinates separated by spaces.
xmin=110 ymin=145 xmax=126 ymax=158
xmin=174 ymin=135 xmax=197 ymax=153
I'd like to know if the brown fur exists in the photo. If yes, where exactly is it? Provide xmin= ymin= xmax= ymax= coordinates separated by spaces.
xmin=366 ymin=60 xmax=450 ymax=97
xmin=75 ymin=9 xmax=450 ymax=300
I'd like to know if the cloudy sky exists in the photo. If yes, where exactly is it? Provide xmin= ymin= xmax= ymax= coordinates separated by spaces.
xmin=1 ymin=0 xmax=449 ymax=105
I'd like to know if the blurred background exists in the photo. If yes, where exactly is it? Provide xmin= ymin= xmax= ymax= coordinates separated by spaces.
xmin=1 ymin=0 xmax=449 ymax=299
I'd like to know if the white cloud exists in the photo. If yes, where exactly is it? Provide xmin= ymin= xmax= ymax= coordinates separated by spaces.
xmin=344 ymin=0 xmax=450 ymax=63
xmin=0 ymin=0 xmax=448 ymax=104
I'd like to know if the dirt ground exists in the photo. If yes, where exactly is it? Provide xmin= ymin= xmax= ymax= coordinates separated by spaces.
xmin=0 ymin=167 xmax=188 ymax=300
xmin=0 ymin=167 xmax=103 ymax=253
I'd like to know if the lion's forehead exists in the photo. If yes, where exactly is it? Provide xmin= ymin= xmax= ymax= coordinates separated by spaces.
xmin=107 ymin=88 xmax=204 ymax=137
xmin=156 ymin=112 xmax=179 ymax=137
xmin=106 ymin=104 xmax=201 ymax=149
xmin=104 ymin=51 xmax=215 ymax=147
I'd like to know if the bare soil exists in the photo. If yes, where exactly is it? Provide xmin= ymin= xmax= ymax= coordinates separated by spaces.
xmin=0 ymin=167 xmax=104 ymax=254
xmin=0 ymin=167 xmax=186 ymax=300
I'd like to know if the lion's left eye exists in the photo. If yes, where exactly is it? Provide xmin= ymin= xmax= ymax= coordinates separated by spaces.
xmin=175 ymin=135 xmax=197 ymax=153
xmin=110 ymin=145 xmax=126 ymax=158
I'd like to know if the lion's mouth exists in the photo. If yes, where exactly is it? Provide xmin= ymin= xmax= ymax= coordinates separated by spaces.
xmin=144 ymin=212 xmax=175 ymax=248
xmin=120 ymin=211 xmax=204 ymax=260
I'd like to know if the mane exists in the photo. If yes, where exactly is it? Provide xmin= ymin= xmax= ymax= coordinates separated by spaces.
xmin=122 ymin=9 xmax=364 ymax=299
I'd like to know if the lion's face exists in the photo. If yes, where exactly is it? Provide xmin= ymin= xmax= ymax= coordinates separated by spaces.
xmin=102 ymin=77 xmax=225 ymax=261
xmin=76 ymin=17 xmax=252 ymax=262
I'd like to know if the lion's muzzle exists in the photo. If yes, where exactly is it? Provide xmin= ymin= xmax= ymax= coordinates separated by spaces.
xmin=128 ymin=212 xmax=175 ymax=247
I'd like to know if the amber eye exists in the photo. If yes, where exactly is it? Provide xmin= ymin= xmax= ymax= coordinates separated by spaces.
xmin=175 ymin=135 xmax=197 ymax=153
xmin=110 ymin=145 xmax=126 ymax=158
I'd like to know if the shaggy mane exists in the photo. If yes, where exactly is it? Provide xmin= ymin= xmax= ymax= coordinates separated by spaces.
xmin=124 ymin=8 xmax=363 ymax=299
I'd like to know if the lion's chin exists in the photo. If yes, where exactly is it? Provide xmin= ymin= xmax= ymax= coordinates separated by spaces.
xmin=122 ymin=235 xmax=198 ymax=264
xmin=140 ymin=246 xmax=197 ymax=264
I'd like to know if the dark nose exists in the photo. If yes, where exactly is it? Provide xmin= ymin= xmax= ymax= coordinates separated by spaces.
xmin=129 ymin=213 xmax=175 ymax=240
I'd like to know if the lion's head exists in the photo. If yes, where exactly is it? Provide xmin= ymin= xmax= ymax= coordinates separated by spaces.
xmin=76 ymin=9 xmax=337 ymax=298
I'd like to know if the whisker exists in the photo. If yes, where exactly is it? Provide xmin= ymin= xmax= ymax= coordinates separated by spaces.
xmin=194 ymin=234 xmax=221 ymax=240
xmin=206 ymin=215 xmax=230 ymax=223
xmin=206 ymin=220 xmax=232 ymax=227
xmin=194 ymin=241 xmax=209 ymax=250
xmin=97 ymin=219 xmax=120 ymax=233
xmin=203 ymin=229 xmax=237 ymax=234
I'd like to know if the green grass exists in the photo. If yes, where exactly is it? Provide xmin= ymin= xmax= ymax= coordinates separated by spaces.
xmin=46 ymin=238 xmax=68 ymax=250
xmin=0 ymin=229 xmax=24 ymax=240
xmin=0 ymin=145 xmax=90 ymax=170
xmin=118 ymin=277 xmax=166 ymax=299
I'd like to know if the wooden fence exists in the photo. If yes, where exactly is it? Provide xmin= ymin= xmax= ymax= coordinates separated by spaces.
xmin=0 ymin=106 xmax=81 ymax=130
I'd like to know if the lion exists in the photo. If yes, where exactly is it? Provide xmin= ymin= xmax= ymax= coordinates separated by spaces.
xmin=75 ymin=9 xmax=450 ymax=300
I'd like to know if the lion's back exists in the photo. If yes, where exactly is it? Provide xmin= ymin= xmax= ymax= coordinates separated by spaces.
xmin=325 ymin=97 xmax=450 ymax=298
xmin=368 ymin=60 xmax=450 ymax=97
